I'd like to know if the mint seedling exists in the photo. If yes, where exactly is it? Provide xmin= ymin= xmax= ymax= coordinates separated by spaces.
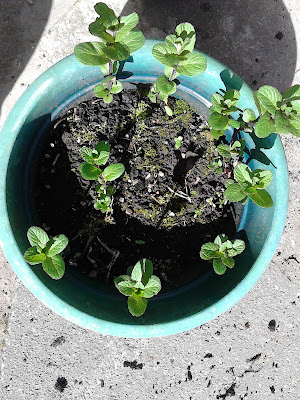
xmin=225 ymin=163 xmax=273 ymax=208
xmin=23 ymin=226 xmax=68 ymax=279
xmin=78 ymin=141 xmax=125 ymax=213
xmin=200 ymin=234 xmax=245 ymax=275
xmin=174 ymin=136 xmax=183 ymax=149
xmin=115 ymin=259 xmax=161 ymax=317
xmin=217 ymin=139 xmax=245 ymax=159
xmin=149 ymin=23 xmax=207 ymax=115
xmin=74 ymin=2 xmax=145 ymax=104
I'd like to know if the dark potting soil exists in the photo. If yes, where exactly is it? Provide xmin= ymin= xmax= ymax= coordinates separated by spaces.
xmin=32 ymin=89 xmax=240 ymax=292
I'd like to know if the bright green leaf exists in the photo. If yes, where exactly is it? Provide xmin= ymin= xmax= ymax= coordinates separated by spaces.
xmin=213 ymin=258 xmax=227 ymax=275
xmin=176 ymin=52 xmax=207 ymax=76
xmin=42 ymin=255 xmax=65 ymax=280
xmin=80 ymin=147 xmax=95 ymax=164
xmin=74 ymin=42 xmax=110 ymax=66
xmin=102 ymin=163 xmax=125 ymax=181
xmin=47 ymin=235 xmax=68 ymax=257
xmin=225 ymin=183 xmax=248 ymax=202
xmin=24 ymin=247 xmax=46 ymax=265
xmin=208 ymin=112 xmax=229 ymax=130
xmin=156 ymin=75 xmax=176 ymax=95
xmin=248 ymin=189 xmax=274 ymax=208
xmin=102 ymin=42 xmax=130 ymax=61
xmin=143 ymin=276 xmax=161 ymax=298
xmin=27 ymin=226 xmax=49 ymax=248
xmin=94 ymin=2 xmax=118 ymax=28
xmin=128 ymin=296 xmax=148 ymax=317
xmin=254 ymin=112 xmax=275 ymax=138
xmin=200 ymin=242 xmax=219 ymax=260
xmin=234 ymin=164 xmax=252 ymax=183
xmin=78 ymin=162 xmax=101 ymax=180
xmin=243 ymin=108 xmax=256 ymax=123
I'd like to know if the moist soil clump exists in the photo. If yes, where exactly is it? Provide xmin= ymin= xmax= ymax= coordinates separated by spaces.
xmin=32 ymin=89 xmax=239 ymax=292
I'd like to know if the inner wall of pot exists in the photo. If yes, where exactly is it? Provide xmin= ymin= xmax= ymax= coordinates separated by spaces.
xmin=6 ymin=70 xmax=277 ymax=326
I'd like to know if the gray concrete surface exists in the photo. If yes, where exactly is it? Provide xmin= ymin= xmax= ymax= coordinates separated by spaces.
xmin=0 ymin=0 xmax=299 ymax=398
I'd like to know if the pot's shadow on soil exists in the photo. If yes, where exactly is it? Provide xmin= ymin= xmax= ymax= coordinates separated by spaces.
xmin=121 ymin=0 xmax=297 ymax=92
xmin=0 ymin=0 xmax=52 ymax=121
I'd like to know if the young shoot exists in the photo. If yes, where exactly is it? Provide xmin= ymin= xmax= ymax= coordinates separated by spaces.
xmin=225 ymin=163 xmax=274 ymax=208
xmin=23 ymin=226 xmax=68 ymax=279
xmin=115 ymin=259 xmax=161 ymax=317
xmin=78 ymin=141 xmax=125 ymax=213
xmin=217 ymin=139 xmax=245 ymax=160
xmin=200 ymin=234 xmax=245 ymax=275
xmin=150 ymin=23 xmax=207 ymax=116
xmin=174 ymin=136 xmax=183 ymax=149
xmin=74 ymin=2 xmax=145 ymax=104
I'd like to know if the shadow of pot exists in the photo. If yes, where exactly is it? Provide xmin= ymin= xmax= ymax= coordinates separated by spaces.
xmin=0 ymin=40 xmax=288 ymax=337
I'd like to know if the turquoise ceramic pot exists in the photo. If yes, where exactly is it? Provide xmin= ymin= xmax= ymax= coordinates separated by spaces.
xmin=0 ymin=40 xmax=288 ymax=337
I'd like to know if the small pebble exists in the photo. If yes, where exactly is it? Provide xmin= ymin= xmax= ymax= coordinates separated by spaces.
xmin=126 ymin=208 xmax=133 ymax=215
xmin=181 ymin=153 xmax=186 ymax=159
xmin=50 ymin=143 xmax=55 ymax=147
xmin=268 ymin=319 xmax=276 ymax=332
xmin=145 ymin=173 xmax=151 ymax=180
xmin=77 ymin=138 xmax=81 ymax=143
xmin=158 ymin=171 xmax=164 ymax=177
xmin=169 ymin=212 xmax=175 ymax=217
xmin=119 ymin=197 xmax=124 ymax=203
xmin=44 ymin=184 xmax=51 ymax=189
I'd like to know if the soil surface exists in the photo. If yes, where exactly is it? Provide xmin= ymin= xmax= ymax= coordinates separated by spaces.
xmin=32 ymin=89 xmax=239 ymax=291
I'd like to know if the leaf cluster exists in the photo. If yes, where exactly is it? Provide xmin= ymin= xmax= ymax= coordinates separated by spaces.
xmin=150 ymin=23 xmax=207 ymax=115
xmin=253 ymin=84 xmax=300 ymax=138
xmin=74 ymin=2 xmax=145 ymax=103
xmin=200 ymin=234 xmax=245 ymax=275
xmin=115 ymin=259 xmax=161 ymax=317
xmin=224 ymin=163 xmax=274 ymax=208
xmin=23 ymin=226 xmax=68 ymax=279
xmin=78 ymin=141 xmax=125 ymax=212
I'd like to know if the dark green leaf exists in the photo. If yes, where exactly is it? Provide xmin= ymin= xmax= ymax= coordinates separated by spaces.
xmin=247 ymin=189 xmax=274 ymax=208
xmin=225 ymin=183 xmax=248 ymax=202
xmin=74 ymin=42 xmax=110 ymax=66
xmin=221 ymin=255 xmax=235 ymax=268
xmin=78 ymin=163 xmax=101 ymax=180
xmin=228 ymin=119 xmax=240 ymax=129
xmin=140 ymin=259 xmax=153 ymax=285
xmin=94 ymin=2 xmax=118 ymax=28
xmin=80 ymin=147 xmax=95 ymax=164
xmin=42 ymin=255 xmax=65 ymax=280
xmin=282 ymin=84 xmax=300 ymax=100
xmin=89 ymin=19 xmax=115 ymax=43
xmin=102 ymin=43 xmax=130 ymax=61
xmin=217 ymin=144 xmax=231 ymax=159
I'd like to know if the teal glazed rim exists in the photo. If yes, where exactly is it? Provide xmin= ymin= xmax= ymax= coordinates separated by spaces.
xmin=0 ymin=40 xmax=289 ymax=337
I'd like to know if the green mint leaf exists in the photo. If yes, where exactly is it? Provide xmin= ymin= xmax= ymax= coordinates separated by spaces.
xmin=232 ymin=239 xmax=245 ymax=254
xmin=94 ymin=84 xmax=109 ymax=99
xmin=47 ymin=234 xmax=68 ymax=258
xmin=110 ymin=79 xmax=123 ymax=94
xmin=274 ymin=111 xmax=294 ymax=134
xmin=156 ymin=75 xmax=176 ymax=95
xmin=89 ymin=20 xmax=115 ymax=43
xmin=102 ymin=163 xmax=125 ymax=181
xmin=282 ymin=84 xmax=300 ymax=100
xmin=221 ymin=255 xmax=235 ymax=268
xmin=247 ymin=189 xmax=274 ymax=208
xmin=254 ymin=112 xmax=275 ymax=138
xmin=115 ymin=12 xmax=139 ymax=41
xmin=27 ymin=226 xmax=49 ymax=248
xmin=24 ymin=247 xmax=46 ymax=265
xmin=102 ymin=42 xmax=130 ymax=61
xmin=254 ymin=169 xmax=273 ymax=189
xmin=42 ymin=255 xmax=65 ymax=280
xmin=131 ymin=260 xmax=143 ymax=281
xmin=254 ymin=85 xmax=282 ymax=115
xmin=140 ymin=259 xmax=153 ymax=285
xmin=128 ymin=296 xmax=148 ymax=317
xmin=103 ymin=93 xmax=113 ymax=104
xmin=74 ymin=42 xmax=110 ymax=66
xmin=200 ymin=242 xmax=219 ymax=260
xmin=208 ymin=112 xmax=229 ymax=130
xmin=78 ymin=163 xmax=101 ymax=180
xmin=243 ymin=108 xmax=256 ymax=123
xmin=143 ymin=276 xmax=161 ymax=298
xmin=165 ymin=105 xmax=173 ymax=116
xmin=213 ymin=258 xmax=227 ymax=275
xmin=224 ymin=89 xmax=240 ymax=104
xmin=234 ymin=164 xmax=252 ymax=183
xmin=176 ymin=52 xmax=207 ymax=76
xmin=225 ymin=183 xmax=247 ymax=202
xmin=228 ymin=119 xmax=240 ymax=129
xmin=118 ymin=28 xmax=145 ymax=54
xmin=94 ymin=2 xmax=118 ymax=28
xmin=99 ymin=63 xmax=109 ymax=75
xmin=217 ymin=144 xmax=231 ymax=159
xmin=210 ymin=129 xmax=224 ymax=139
xmin=80 ymin=147 xmax=95 ymax=164
xmin=115 ymin=276 xmax=135 ymax=296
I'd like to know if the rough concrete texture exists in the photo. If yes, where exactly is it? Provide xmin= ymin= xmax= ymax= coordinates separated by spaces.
xmin=0 ymin=0 xmax=300 ymax=398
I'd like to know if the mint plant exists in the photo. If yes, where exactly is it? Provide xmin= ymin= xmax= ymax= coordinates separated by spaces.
xmin=208 ymin=84 xmax=300 ymax=139
xmin=74 ymin=2 xmax=145 ymax=104
xmin=200 ymin=234 xmax=245 ymax=275
xmin=225 ymin=163 xmax=273 ymax=208
xmin=23 ymin=226 xmax=68 ymax=279
xmin=114 ymin=259 xmax=161 ymax=317
xmin=149 ymin=23 xmax=207 ymax=116
xmin=78 ymin=141 xmax=125 ymax=212
xmin=174 ymin=136 xmax=183 ymax=149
